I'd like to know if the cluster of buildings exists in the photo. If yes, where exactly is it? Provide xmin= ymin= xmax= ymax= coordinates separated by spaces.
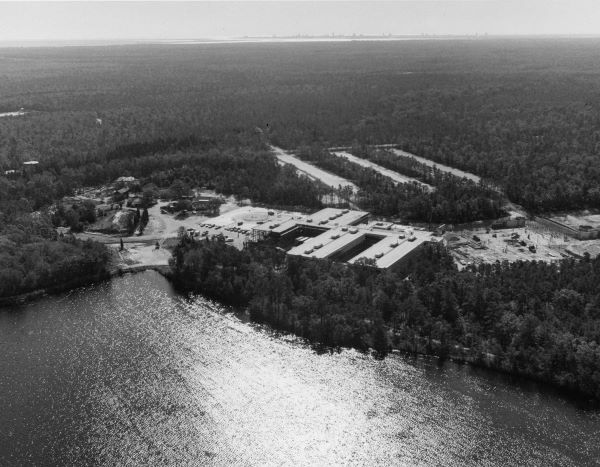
xmin=252 ymin=208 xmax=439 ymax=270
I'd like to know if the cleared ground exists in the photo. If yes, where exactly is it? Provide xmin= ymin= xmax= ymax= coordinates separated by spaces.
xmin=449 ymin=227 xmax=563 ymax=267
xmin=271 ymin=145 xmax=358 ymax=193
xmin=332 ymin=151 xmax=434 ymax=191
xmin=387 ymin=148 xmax=482 ymax=184
xmin=546 ymin=212 xmax=600 ymax=230
xmin=110 ymin=242 xmax=172 ymax=269
xmin=448 ymin=220 xmax=600 ymax=268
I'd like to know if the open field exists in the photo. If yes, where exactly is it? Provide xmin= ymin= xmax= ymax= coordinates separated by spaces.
xmin=331 ymin=151 xmax=434 ymax=191
xmin=271 ymin=146 xmax=358 ymax=193
xmin=387 ymin=148 xmax=482 ymax=184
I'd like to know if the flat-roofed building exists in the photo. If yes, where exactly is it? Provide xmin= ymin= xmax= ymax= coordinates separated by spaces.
xmin=304 ymin=208 xmax=370 ymax=227
xmin=281 ymin=208 xmax=437 ymax=269
xmin=252 ymin=208 xmax=370 ymax=239
xmin=349 ymin=232 xmax=432 ymax=269
xmin=288 ymin=228 xmax=370 ymax=260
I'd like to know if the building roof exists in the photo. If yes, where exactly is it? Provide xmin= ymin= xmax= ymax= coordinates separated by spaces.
xmin=288 ymin=228 xmax=366 ymax=259
xmin=305 ymin=208 xmax=369 ymax=227
xmin=349 ymin=233 xmax=433 ymax=268
xmin=255 ymin=208 xmax=370 ymax=235
xmin=287 ymin=221 xmax=436 ymax=269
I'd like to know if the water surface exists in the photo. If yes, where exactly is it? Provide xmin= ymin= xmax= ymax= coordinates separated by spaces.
xmin=0 ymin=272 xmax=598 ymax=466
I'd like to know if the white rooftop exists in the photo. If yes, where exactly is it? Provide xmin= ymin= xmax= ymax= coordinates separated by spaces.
xmin=305 ymin=207 xmax=369 ymax=227
xmin=288 ymin=227 xmax=370 ymax=259
xmin=287 ymin=218 xmax=437 ymax=269
xmin=116 ymin=176 xmax=137 ymax=182
xmin=349 ymin=233 xmax=433 ymax=268
xmin=254 ymin=208 xmax=369 ymax=234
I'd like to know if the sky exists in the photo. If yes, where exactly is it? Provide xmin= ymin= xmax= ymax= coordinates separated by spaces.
xmin=0 ymin=1 xmax=599 ymax=43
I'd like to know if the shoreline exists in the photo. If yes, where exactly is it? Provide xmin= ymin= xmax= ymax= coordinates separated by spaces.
xmin=389 ymin=340 xmax=599 ymax=406
xmin=2 ymin=266 xmax=597 ymax=405
xmin=0 ymin=264 xmax=172 ymax=308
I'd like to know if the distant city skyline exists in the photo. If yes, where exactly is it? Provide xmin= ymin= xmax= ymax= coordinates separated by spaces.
xmin=0 ymin=1 xmax=599 ymax=43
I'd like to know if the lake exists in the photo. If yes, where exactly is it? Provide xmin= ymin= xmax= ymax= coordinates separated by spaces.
xmin=0 ymin=271 xmax=598 ymax=466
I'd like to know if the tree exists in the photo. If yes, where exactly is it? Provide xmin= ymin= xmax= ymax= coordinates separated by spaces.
xmin=372 ymin=321 xmax=389 ymax=358
xmin=170 ymin=180 xmax=189 ymax=199
xmin=354 ymin=257 xmax=377 ymax=267
xmin=141 ymin=189 xmax=154 ymax=208
xmin=64 ymin=209 xmax=80 ymax=232
xmin=141 ymin=208 xmax=149 ymax=228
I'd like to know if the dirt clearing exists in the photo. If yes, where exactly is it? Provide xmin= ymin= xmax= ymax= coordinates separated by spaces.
xmin=271 ymin=145 xmax=358 ymax=193
xmin=332 ymin=151 xmax=433 ymax=191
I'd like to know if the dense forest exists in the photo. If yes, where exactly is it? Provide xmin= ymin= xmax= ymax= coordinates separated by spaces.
xmin=171 ymin=236 xmax=600 ymax=400
xmin=2 ymin=39 xmax=600 ymax=212
xmin=296 ymin=145 xmax=504 ymax=223
xmin=0 ymin=227 xmax=111 ymax=300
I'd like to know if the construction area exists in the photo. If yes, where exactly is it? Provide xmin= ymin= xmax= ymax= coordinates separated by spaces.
xmin=445 ymin=219 xmax=600 ymax=268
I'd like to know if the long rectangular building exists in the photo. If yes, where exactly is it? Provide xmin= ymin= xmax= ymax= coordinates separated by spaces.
xmin=254 ymin=207 xmax=370 ymax=237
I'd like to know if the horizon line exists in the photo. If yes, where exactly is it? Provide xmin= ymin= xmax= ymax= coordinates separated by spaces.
xmin=2 ymin=33 xmax=600 ymax=48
